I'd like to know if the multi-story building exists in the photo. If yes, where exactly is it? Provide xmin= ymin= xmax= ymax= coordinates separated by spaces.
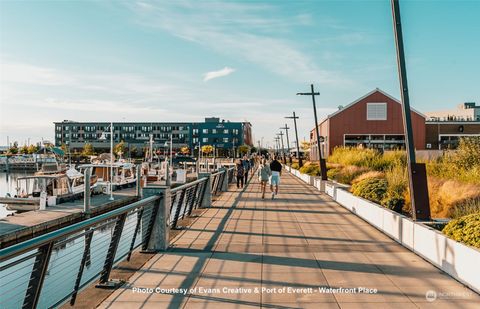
xmin=54 ymin=117 xmax=253 ymax=156
xmin=425 ymin=102 xmax=480 ymax=149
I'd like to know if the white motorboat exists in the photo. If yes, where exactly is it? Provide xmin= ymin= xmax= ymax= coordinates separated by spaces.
xmin=78 ymin=162 xmax=137 ymax=193
xmin=66 ymin=168 xmax=99 ymax=195
xmin=0 ymin=174 xmax=78 ymax=212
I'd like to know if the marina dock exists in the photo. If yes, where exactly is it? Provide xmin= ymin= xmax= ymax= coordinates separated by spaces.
xmin=0 ymin=188 xmax=138 ymax=248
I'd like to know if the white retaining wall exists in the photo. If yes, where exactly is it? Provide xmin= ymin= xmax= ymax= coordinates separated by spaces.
xmin=286 ymin=167 xmax=480 ymax=294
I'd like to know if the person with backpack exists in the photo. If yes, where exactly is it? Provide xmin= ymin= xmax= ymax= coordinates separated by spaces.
xmin=257 ymin=158 xmax=271 ymax=199
xmin=269 ymin=156 xmax=282 ymax=199
xmin=235 ymin=159 xmax=245 ymax=188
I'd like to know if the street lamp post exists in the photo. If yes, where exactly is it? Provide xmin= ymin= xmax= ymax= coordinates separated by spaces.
xmin=285 ymin=112 xmax=302 ymax=167
xmin=297 ymin=84 xmax=327 ymax=180
xmin=391 ymin=0 xmax=430 ymax=220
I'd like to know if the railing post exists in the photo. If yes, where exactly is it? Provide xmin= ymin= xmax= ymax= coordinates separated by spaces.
xmin=96 ymin=213 xmax=127 ymax=289
xmin=23 ymin=242 xmax=54 ymax=309
xmin=198 ymin=173 xmax=212 ymax=208
xmin=142 ymin=185 xmax=171 ymax=251
xmin=136 ymin=164 xmax=142 ymax=198
xmin=84 ymin=167 xmax=91 ymax=217
xmin=219 ymin=167 xmax=228 ymax=192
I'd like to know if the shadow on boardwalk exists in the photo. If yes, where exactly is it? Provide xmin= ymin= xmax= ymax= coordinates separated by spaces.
xmin=99 ymin=172 xmax=479 ymax=309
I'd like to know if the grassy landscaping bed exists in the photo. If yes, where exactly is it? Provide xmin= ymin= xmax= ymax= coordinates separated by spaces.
xmin=287 ymin=137 xmax=480 ymax=248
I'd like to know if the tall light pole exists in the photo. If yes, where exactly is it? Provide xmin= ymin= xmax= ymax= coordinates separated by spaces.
xmin=274 ymin=137 xmax=280 ymax=156
xmin=285 ymin=112 xmax=302 ymax=167
xmin=109 ymin=122 xmax=114 ymax=200
xmin=391 ymin=0 xmax=430 ymax=220
xmin=280 ymin=124 xmax=291 ymax=163
xmin=297 ymin=84 xmax=327 ymax=180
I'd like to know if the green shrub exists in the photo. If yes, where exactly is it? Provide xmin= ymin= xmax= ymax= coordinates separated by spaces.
xmin=291 ymin=162 xmax=300 ymax=170
xmin=351 ymin=177 xmax=388 ymax=204
xmin=442 ymin=213 xmax=480 ymax=248
xmin=299 ymin=163 xmax=320 ymax=176
xmin=450 ymin=137 xmax=480 ymax=170
xmin=327 ymin=167 xmax=341 ymax=180
xmin=381 ymin=193 xmax=405 ymax=213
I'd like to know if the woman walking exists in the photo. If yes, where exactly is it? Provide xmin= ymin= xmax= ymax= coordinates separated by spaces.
xmin=235 ymin=159 xmax=245 ymax=189
xmin=257 ymin=159 xmax=271 ymax=199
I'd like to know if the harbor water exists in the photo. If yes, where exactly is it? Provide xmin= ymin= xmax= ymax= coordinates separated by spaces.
xmin=0 ymin=172 xmax=34 ymax=218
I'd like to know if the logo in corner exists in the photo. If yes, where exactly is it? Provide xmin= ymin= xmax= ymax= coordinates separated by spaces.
xmin=425 ymin=290 xmax=437 ymax=302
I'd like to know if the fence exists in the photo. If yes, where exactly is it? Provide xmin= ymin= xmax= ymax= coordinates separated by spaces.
xmin=0 ymin=167 xmax=234 ymax=309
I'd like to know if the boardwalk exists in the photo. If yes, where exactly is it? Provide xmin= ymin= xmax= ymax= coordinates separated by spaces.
xmin=100 ymin=172 xmax=479 ymax=308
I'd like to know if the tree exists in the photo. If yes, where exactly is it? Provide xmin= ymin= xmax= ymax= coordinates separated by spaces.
xmin=238 ymin=144 xmax=250 ymax=156
xmin=20 ymin=144 xmax=29 ymax=154
xmin=8 ymin=142 xmax=18 ymax=155
xmin=27 ymin=144 xmax=38 ymax=154
xmin=114 ymin=141 xmax=127 ymax=157
xmin=180 ymin=147 xmax=190 ymax=155
xmin=82 ymin=143 xmax=94 ymax=156
xmin=250 ymin=146 xmax=258 ymax=153
xmin=201 ymin=145 xmax=213 ymax=156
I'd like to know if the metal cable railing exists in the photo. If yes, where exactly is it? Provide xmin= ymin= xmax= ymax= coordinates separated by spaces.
xmin=0 ymin=168 xmax=233 ymax=309
xmin=0 ymin=195 xmax=160 ymax=309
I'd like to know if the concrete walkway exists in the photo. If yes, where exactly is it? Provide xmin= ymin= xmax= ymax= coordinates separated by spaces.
xmin=100 ymin=172 xmax=479 ymax=308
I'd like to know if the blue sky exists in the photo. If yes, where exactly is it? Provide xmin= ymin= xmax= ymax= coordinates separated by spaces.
xmin=1 ymin=0 xmax=479 ymax=148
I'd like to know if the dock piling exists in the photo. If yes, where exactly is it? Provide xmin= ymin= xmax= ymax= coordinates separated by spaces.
xmin=84 ymin=167 xmax=91 ymax=217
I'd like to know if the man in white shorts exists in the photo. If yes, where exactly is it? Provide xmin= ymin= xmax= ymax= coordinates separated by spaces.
xmin=269 ymin=156 xmax=282 ymax=199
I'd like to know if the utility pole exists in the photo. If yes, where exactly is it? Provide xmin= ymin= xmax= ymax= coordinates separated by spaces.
xmin=277 ymin=132 xmax=286 ymax=164
xmin=285 ymin=112 xmax=302 ymax=167
xmin=297 ymin=84 xmax=327 ymax=180
xmin=274 ymin=137 xmax=280 ymax=157
xmin=280 ymin=124 xmax=291 ymax=164
xmin=391 ymin=0 xmax=430 ymax=220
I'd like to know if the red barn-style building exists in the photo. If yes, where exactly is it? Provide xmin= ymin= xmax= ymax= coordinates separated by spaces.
xmin=310 ymin=89 xmax=426 ymax=159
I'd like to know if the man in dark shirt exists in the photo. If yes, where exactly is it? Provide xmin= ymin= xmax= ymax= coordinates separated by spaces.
xmin=269 ymin=156 xmax=282 ymax=199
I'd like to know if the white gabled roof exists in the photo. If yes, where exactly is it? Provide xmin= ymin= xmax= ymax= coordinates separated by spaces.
xmin=324 ymin=88 xmax=426 ymax=121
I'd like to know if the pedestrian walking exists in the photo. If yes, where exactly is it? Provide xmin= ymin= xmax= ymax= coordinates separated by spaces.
xmin=257 ymin=159 xmax=271 ymax=199
xmin=235 ymin=160 xmax=245 ymax=188
xmin=269 ymin=156 xmax=282 ymax=199
xmin=242 ymin=155 xmax=251 ymax=184
xmin=249 ymin=155 xmax=256 ymax=172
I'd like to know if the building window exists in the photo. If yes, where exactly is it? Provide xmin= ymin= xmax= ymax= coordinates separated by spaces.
xmin=212 ymin=129 xmax=217 ymax=134
xmin=223 ymin=138 xmax=229 ymax=143
xmin=202 ymin=138 xmax=208 ymax=143
xmin=367 ymin=103 xmax=387 ymax=120
xmin=202 ymin=129 xmax=208 ymax=134
xmin=223 ymin=129 xmax=229 ymax=134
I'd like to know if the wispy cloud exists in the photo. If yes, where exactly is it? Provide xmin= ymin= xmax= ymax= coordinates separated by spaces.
xmin=127 ymin=1 xmax=350 ymax=85
xmin=203 ymin=67 xmax=235 ymax=82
